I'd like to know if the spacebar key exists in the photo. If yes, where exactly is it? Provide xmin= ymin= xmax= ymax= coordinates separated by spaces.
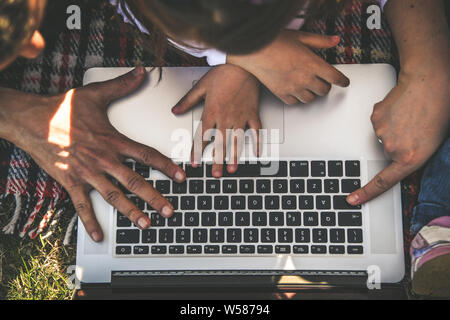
xmin=222 ymin=162 xmax=261 ymax=177
xmin=217 ymin=162 xmax=288 ymax=177
xmin=333 ymin=196 xmax=362 ymax=210
xmin=260 ymin=161 xmax=287 ymax=177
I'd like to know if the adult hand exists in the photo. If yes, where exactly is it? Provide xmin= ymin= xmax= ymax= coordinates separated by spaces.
xmin=227 ymin=30 xmax=350 ymax=105
xmin=0 ymin=67 xmax=186 ymax=242
xmin=347 ymin=67 xmax=450 ymax=206
xmin=172 ymin=64 xmax=261 ymax=177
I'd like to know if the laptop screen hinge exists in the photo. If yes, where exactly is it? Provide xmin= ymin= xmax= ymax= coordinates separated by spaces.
xmin=111 ymin=270 xmax=368 ymax=289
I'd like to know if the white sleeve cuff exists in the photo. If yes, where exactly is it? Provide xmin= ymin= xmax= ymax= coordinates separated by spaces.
xmin=110 ymin=0 xmax=150 ymax=34
xmin=204 ymin=50 xmax=227 ymax=66
xmin=112 ymin=0 xmax=227 ymax=66
xmin=168 ymin=39 xmax=227 ymax=66
xmin=378 ymin=0 xmax=388 ymax=10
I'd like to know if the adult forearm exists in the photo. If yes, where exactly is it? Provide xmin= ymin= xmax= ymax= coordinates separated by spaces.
xmin=0 ymin=87 xmax=54 ymax=146
xmin=385 ymin=0 xmax=450 ymax=73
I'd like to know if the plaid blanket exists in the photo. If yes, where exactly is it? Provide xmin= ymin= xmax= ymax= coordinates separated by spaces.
xmin=0 ymin=0 xmax=420 ymax=261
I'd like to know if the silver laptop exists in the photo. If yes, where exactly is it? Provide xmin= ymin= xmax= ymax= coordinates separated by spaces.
xmin=76 ymin=64 xmax=404 ymax=288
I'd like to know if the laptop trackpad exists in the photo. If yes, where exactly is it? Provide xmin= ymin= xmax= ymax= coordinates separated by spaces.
xmin=368 ymin=160 xmax=397 ymax=254
xmin=192 ymin=87 xmax=285 ymax=144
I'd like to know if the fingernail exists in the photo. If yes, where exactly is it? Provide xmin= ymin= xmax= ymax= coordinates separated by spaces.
xmin=228 ymin=164 xmax=237 ymax=173
xmin=347 ymin=194 xmax=359 ymax=205
xmin=175 ymin=171 xmax=185 ymax=182
xmin=91 ymin=231 xmax=102 ymax=242
xmin=162 ymin=205 xmax=173 ymax=218
xmin=138 ymin=217 xmax=150 ymax=229
xmin=213 ymin=170 xmax=222 ymax=178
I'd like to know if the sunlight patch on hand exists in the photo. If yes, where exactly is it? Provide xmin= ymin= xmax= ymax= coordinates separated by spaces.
xmin=48 ymin=89 xmax=74 ymax=147
xmin=55 ymin=162 xmax=69 ymax=170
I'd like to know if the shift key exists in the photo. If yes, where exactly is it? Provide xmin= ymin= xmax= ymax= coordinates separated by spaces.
xmin=116 ymin=229 xmax=140 ymax=244
xmin=338 ymin=212 xmax=362 ymax=226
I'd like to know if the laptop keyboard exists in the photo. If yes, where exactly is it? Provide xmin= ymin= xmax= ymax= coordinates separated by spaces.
xmin=115 ymin=160 xmax=364 ymax=257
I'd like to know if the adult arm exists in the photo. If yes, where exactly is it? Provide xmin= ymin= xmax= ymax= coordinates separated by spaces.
xmin=0 ymin=67 xmax=186 ymax=241
xmin=347 ymin=0 xmax=450 ymax=205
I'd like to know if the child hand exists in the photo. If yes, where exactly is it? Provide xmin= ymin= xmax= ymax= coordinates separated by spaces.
xmin=227 ymin=30 xmax=350 ymax=105
xmin=172 ymin=64 xmax=262 ymax=177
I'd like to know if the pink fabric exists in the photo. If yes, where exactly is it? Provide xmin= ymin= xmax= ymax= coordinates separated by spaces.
xmin=411 ymin=216 xmax=450 ymax=271
xmin=428 ymin=216 xmax=450 ymax=229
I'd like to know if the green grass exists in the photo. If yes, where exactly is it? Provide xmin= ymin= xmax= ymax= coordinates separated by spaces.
xmin=5 ymin=237 xmax=75 ymax=300
xmin=0 ymin=198 xmax=76 ymax=300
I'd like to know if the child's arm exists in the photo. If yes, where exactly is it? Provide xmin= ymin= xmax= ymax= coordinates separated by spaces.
xmin=172 ymin=64 xmax=261 ymax=177
xmin=173 ymin=31 xmax=346 ymax=175
xmin=227 ymin=30 xmax=350 ymax=105
xmin=347 ymin=0 xmax=449 ymax=205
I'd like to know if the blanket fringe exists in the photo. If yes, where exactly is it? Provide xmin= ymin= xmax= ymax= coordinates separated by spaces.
xmin=1 ymin=192 xmax=75 ymax=245
xmin=2 ymin=194 xmax=22 ymax=234
xmin=63 ymin=213 xmax=78 ymax=246
xmin=41 ymin=208 xmax=63 ymax=240
xmin=19 ymin=197 xmax=45 ymax=238
xmin=28 ymin=206 xmax=56 ymax=239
